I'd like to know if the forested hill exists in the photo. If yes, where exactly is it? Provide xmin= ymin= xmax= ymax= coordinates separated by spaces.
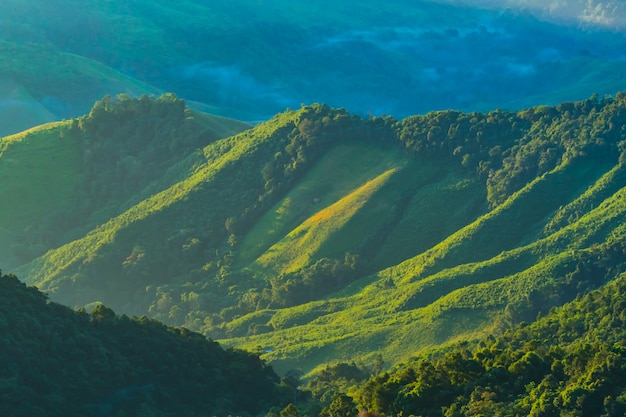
xmin=0 ymin=93 xmax=250 ymax=270
xmin=0 ymin=270 xmax=289 ymax=417
xmin=4 ymin=92 xmax=626 ymax=375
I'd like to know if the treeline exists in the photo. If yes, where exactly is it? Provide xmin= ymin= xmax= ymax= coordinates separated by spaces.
xmin=0 ymin=271 xmax=290 ymax=417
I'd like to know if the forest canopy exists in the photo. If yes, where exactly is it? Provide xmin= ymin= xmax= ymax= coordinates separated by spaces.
xmin=0 ymin=271 xmax=290 ymax=417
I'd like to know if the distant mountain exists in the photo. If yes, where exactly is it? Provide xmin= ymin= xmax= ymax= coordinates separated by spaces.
xmin=449 ymin=0 xmax=626 ymax=28
xmin=0 ymin=78 xmax=57 ymax=136
xmin=0 ymin=270 xmax=288 ymax=416
xmin=0 ymin=40 xmax=161 ymax=136
xmin=4 ymin=93 xmax=626 ymax=375
xmin=1 ymin=0 xmax=626 ymax=131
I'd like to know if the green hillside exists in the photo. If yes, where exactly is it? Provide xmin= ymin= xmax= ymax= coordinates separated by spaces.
xmin=0 ymin=94 xmax=250 ymax=270
xmin=0 ymin=78 xmax=56 ymax=136
xmin=3 ymin=92 xmax=625 ymax=378
xmin=0 ymin=40 xmax=161 ymax=136
xmin=332 ymin=270 xmax=626 ymax=417
xmin=0 ymin=122 xmax=81 ymax=269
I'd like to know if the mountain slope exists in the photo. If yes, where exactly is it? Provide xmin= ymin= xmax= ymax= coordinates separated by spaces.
xmin=0 ymin=94 xmax=250 ymax=270
xmin=6 ymin=93 xmax=626 ymax=376
xmin=0 ymin=78 xmax=57 ymax=136
xmin=0 ymin=40 xmax=161 ymax=136
xmin=346 ymin=269 xmax=626 ymax=417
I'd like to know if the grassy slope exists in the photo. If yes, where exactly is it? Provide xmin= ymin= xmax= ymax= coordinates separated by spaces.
xmin=188 ymin=109 xmax=253 ymax=137
xmin=371 ymin=168 xmax=485 ymax=271
xmin=221 ymin=156 xmax=626 ymax=375
xmin=240 ymin=143 xmax=488 ymax=278
xmin=239 ymin=144 xmax=409 ymax=271
xmin=380 ymin=156 xmax=612 ymax=285
xmin=13 ymin=111 xmax=293 ymax=295
xmin=254 ymin=167 xmax=399 ymax=274
xmin=0 ymin=105 xmax=251 ymax=270
xmin=0 ymin=79 xmax=56 ymax=136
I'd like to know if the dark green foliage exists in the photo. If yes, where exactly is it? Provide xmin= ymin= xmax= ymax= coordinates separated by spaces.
xmin=266 ymin=257 xmax=361 ymax=309
xmin=0 ymin=271 xmax=289 ymax=417
xmin=306 ymin=362 xmax=370 ymax=402
xmin=398 ymin=94 xmax=626 ymax=207
xmin=75 ymin=93 xmax=216 ymax=218
xmin=321 ymin=393 xmax=358 ymax=417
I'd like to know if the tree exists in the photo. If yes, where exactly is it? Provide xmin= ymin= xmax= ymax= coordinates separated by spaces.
xmin=280 ymin=403 xmax=300 ymax=417
xmin=322 ymin=393 xmax=357 ymax=417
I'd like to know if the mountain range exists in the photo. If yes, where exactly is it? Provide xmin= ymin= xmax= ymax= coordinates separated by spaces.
xmin=3 ymin=1 xmax=626 ymax=415
xmin=2 ymin=0 xmax=626 ymax=136
xmin=1 ymin=92 xmax=624 ymax=378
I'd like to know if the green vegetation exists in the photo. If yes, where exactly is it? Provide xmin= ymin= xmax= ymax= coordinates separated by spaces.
xmin=0 ymin=78 xmax=56 ymax=136
xmin=0 ymin=93 xmax=250 ymax=270
xmin=320 ymin=269 xmax=626 ymax=417
xmin=0 ymin=122 xmax=81 ymax=268
xmin=4 ymin=1 xmax=626 ymax=413
xmin=0 ymin=270 xmax=289 ymax=417
xmin=2 ymin=92 xmax=626 ymax=381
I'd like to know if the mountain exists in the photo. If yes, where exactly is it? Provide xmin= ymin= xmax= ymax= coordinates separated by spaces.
xmin=449 ymin=0 xmax=626 ymax=28
xmin=2 ymin=0 xmax=626 ymax=132
xmin=0 ymin=78 xmax=57 ymax=136
xmin=0 ymin=270 xmax=288 ymax=417
xmin=0 ymin=40 xmax=161 ymax=137
xmin=0 ymin=94 xmax=250 ymax=271
xmin=4 ymin=92 xmax=626 ymax=376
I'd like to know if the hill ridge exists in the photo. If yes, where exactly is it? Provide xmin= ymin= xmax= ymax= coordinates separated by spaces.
xmin=4 ymin=93 xmax=626 ymax=375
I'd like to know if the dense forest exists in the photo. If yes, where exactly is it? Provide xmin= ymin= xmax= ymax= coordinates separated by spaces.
xmin=0 ymin=270 xmax=290 ymax=417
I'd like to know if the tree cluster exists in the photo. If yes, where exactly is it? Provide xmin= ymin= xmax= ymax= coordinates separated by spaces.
xmin=0 ymin=271 xmax=290 ymax=417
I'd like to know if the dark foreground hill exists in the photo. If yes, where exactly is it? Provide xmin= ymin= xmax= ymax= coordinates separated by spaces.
xmin=4 ymin=92 xmax=626 ymax=375
xmin=0 ymin=270 xmax=288 ymax=417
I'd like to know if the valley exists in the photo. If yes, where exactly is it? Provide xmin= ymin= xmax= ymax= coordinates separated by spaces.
xmin=2 ymin=1 xmax=626 ymax=416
